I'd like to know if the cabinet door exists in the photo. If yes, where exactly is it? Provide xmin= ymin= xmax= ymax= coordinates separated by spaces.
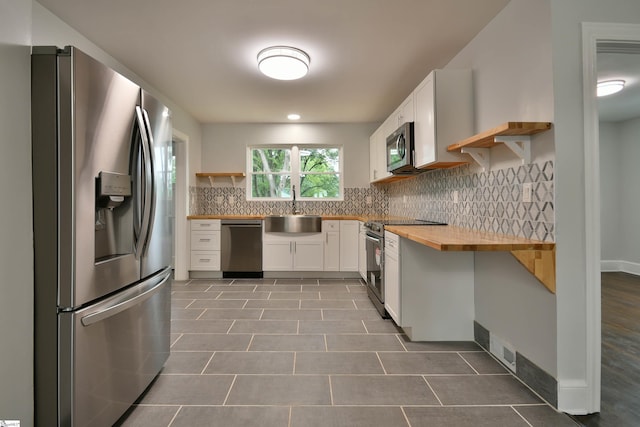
xmin=339 ymin=220 xmax=359 ymax=272
xmin=414 ymin=72 xmax=436 ymax=168
xmin=293 ymin=240 xmax=324 ymax=271
xmin=369 ymin=130 xmax=378 ymax=182
xmin=384 ymin=234 xmax=401 ymax=324
xmin=263 ymin=241 xmax=293 ymax=271
xmin=358 ymin=229 xmax=367 ymax=280
xmin=324 ymin=231 xmax=340 ymax=271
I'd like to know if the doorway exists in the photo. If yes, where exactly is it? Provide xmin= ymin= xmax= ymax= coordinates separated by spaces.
xmin=581 ymin=23 xmax=640 ymax=424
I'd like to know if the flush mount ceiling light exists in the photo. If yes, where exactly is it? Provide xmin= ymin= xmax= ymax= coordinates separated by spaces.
xmin=287 ymin=113 xmax=301 ymax=121
xmin=257 ymin=46 xmax=310 ymax=80
xmin=597 ymin=79 xmax=625 ymax=97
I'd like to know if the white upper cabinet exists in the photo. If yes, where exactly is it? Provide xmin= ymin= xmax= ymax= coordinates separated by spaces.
xmin=413 ymin=69 xmax=473 ymax=169
xmin=369 ymin=124 xmax=392 ymax=183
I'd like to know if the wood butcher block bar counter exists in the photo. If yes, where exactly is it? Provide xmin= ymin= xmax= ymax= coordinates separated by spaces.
xmin=384 ymin=225 xmax=556 ymax=293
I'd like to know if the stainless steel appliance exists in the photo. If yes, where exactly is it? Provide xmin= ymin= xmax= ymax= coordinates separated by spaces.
xmin=386 ymin=122 xmax=422 ymax=175
xmin=31 ymin=46 xmax=173 ymax=427
xmin=221 ymin=219 xmax=263 ymax=278
xmin=363 ymin=219 xmax=447 ymax=317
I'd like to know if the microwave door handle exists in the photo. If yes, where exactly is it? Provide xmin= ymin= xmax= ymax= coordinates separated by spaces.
xmin=397 ymin=134 xmax=406 ymax=160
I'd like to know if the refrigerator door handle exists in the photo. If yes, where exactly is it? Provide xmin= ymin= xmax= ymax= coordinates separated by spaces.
xmin=133 ymin=106 xmax=153 ymax=258
xmin=140 ymin=108 xmax=157 ymax=253
xmin=80 ymin=267 xmax=171 ymax=326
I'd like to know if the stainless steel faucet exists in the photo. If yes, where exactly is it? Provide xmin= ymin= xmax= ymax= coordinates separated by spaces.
xmin=292 ymin=185 xmax=301 ymax=214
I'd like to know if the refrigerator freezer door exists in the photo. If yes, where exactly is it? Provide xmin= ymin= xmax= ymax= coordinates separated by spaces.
xmin=58 ymin=268 xmax=171 ymax=427
xmin=140 ymin=90 xmax=173 ymax=278
xmin=59 ymin=47 xmax=142 ymax=308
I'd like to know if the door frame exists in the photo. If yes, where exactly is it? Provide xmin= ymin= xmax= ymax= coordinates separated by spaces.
xmin=581 ymin=21 xmax=640 ymax=413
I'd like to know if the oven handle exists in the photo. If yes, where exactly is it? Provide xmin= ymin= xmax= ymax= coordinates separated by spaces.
xmin=365 ymin=234 xmax=381 ymax=244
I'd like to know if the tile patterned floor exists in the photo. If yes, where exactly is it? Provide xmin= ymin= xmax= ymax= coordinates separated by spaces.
xmin=116 ymin=278 xmax=577 ymax=427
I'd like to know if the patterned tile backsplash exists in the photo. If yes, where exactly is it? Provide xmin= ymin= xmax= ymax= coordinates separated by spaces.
xmin=190 ymin=160 xmax=554 ymax=242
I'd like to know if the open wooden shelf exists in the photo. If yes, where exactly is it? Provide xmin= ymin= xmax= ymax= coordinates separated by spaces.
xmin=446 ymin=122 xmax=552 ymax=171
xmin=447 ymin=122 xmax=552 ymax=151
xmin=196 ymin=172 xmax=245 ymax=187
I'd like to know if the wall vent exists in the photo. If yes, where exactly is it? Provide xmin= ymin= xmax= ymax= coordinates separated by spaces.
xmin=489 ymin=333 xmax=517 ymax=372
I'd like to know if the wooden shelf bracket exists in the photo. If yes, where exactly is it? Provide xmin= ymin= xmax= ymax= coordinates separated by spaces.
xmin=195 ymin=172 xmax=245 ymax=188
xmin=496 ymin=135 xmax=531 ymax=164
xmin=460 ymin=147 xmax=491 ymax=171
xmin=510 ymin=248 xmax=556 ymax=293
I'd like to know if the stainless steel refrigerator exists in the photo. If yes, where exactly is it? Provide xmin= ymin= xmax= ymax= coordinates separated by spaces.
xmin=31 ymin=46 xmax=173 ymax=427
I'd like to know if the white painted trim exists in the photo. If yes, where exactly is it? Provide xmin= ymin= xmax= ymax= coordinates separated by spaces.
xmin=580 ymin=21 xmax=640 ymax=414
xmin=601 ymin=260 xmax=640 ymax=276
xmin=172 ymin=128 xmax=190 ymax=281
xmin=558 ymin=380 xmax=592 ymax=415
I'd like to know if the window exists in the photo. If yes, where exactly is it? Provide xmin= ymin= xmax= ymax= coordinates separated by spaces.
xmin=248 ymin=145 xmax=342 ymax=200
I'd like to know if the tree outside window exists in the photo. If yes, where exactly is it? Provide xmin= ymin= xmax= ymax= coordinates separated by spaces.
xmin=248 ymin=145 xmax=342 ymax=200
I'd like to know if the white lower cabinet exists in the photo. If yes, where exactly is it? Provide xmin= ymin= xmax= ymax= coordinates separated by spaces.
xmin=189 ymin=220 xmax=221 ymax=271
xmin=384 ymin=231 xmax=475 ymax=341
xmin=339 ymin=220 xmax=359 ymax=272
xmin=384 ymin=232 xmax=401 ymax=324
xmin=323 ymin=220 xmax=340 ymax=271
xmin=358 ymin=222 xmax=367 ymax=280
xmin=263 ymin=229 xmax=324 ymax=271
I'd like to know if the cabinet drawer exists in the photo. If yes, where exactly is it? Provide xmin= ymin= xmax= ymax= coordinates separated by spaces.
xmin=190 ymin=251 xmax=220 ymax=270
xmin=191 ymin=231 xmax=220 ymax=250
xmin=190 ymin=220 xmax=221 ymax=231
xmin=323 ymin=220 xmax=340 ymax=232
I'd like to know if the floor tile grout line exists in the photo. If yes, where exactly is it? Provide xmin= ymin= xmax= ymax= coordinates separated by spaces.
xmin=221 ymin=374 xmax=237 ymax=406
xmin=169 ymin=333 xmax=184 ymax=349
xmin=511 ymin=406 xmax=535 ymax=427
xmin=395 ymin=334 xmax=409 ymax=352
xmin=457 ymin=352 xmax=481 ymax=375
xmin=376 ymin=352 xmax=388 ymax=375
xmin=422 ymin=376 xmax=444 ymax=406
xmin=165 ymin=405 xmax=182 ymax=427
xmin=200 ymin=351 xmax=217 ymax=375
xmin=225 ymin=320 xmax=235 ymax=334
xmin=400 ymin=406 xmax=413 ymax=427
xmin=328 ymin=374 xmax=335 ymax=406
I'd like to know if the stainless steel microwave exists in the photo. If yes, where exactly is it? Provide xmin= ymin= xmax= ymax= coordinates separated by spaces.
xmin=386 ymin=122 xmax=421 ymax=175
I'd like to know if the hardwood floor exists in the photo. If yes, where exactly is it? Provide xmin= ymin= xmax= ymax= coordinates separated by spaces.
xmin=573 ymin=272 xmax=640 ymax=426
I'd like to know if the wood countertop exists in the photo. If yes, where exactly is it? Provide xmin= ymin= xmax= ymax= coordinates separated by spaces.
xmin=187 ymin=215 xmax=366 ymax=221
xmin=385 ymin=225 xmax=556 ymax=294
xmin=384 ymin=225 xmax=555 ymax=252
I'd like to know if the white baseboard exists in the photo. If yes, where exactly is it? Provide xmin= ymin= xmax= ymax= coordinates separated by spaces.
xmin=557 ymin=380 xmax=599 ymax=415
xmin=601 ymin=260 xmax=640 ymax=276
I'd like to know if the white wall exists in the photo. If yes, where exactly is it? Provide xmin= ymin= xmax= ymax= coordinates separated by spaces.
xmin=599 ymin=121 xmax=622 ymax=262
xmin=445 ymin=0 xmax=558 ymax=375
xmin=201 ymin=123 xmax=377 ymax=188
xmin=32 ymin=1 xmax=203 ymax=186
xmin=619 ymin=117 xmax=640 ymax=266
xmin=550 ymin=0 xmax=640 ymax=413
xmin=0 ymin=1 xmax=34 ymax=425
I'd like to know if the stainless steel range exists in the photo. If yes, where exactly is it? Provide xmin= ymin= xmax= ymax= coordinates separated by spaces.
xmin=363 ymin=219 xmax=447 ymax=318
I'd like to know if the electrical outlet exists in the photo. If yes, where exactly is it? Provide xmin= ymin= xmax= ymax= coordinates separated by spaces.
xmin=403 ymin=195 xmax=407 ymax=204
xmin=365 ymin=195 xmax=372 ymax=205
xmin=228 ymin=195 xmax=235 ymax=205
xmin=215 ymin=196 xmax=223 ymax=205
xmin=453 ymin=190 xmax=459 ymax=204
xmin=522 ymin=183 xmax=532 ymax=203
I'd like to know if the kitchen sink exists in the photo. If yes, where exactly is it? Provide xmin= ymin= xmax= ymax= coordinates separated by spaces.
xmin=263 ymin=215 xmax=322 ymax=233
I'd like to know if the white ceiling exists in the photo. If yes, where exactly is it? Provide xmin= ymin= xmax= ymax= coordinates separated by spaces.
xmin=597 ymin=46 xmax=640 ymax=122
xmin=36 ymin=0 xmax=511 ymax=124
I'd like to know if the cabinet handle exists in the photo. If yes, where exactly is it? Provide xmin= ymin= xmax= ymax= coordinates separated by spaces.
xmin=200 ymin=238 xmax=210 ymax=242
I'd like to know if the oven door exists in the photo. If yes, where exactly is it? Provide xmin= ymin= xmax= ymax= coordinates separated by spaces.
xmin=365 ymin=233 xmax=384 ymax=304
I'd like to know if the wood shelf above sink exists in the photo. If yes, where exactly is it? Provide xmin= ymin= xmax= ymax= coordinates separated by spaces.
xmin=196 ymin=172 xmax=245 ymax=187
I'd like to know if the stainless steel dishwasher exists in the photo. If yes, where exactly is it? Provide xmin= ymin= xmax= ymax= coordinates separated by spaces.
xmin=221 ymin=219 xmax=263 ymax=278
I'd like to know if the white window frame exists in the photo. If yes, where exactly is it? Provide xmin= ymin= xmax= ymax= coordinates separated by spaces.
xmin=246 ymin=144 xmax=344 ymax=201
